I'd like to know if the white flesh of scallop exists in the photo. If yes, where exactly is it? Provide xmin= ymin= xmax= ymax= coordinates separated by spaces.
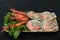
xmin=42 ymin=20 xmax=58 ymax=31
xmin=41 ymin=11 xmax=57 ymax=20
xmin=27 ymin=11 xmax=41 ymax=20
xmin=26 ymin=20 xmax=42 ymax=32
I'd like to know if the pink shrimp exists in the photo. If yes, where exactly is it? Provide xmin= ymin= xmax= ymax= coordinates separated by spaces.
xmin=2 ymin=8 xmax=30 ymax=32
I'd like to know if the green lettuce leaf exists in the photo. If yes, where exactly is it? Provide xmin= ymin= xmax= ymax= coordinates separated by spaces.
xmin=4 ymin=12 xmax=29 ymax=39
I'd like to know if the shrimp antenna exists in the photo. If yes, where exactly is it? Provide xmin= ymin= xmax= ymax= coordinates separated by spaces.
xmin=5 ymin=3 xmax=14 ymax=9
xmin=0 ymin=30 xmax=4 ymax=34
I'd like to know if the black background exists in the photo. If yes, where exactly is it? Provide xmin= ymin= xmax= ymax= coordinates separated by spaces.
xmin=0 ymin=0 xmax=60 ymax=40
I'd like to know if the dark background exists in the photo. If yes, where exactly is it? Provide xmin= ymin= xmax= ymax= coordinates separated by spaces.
xmin=0 ymin=0 xmax=60 ymax=40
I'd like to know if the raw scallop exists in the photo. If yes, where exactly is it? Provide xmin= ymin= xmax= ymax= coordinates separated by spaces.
xmin=42 ymin=19 xmax=58 ymax=32
xmin=27 ymin=11 xmax=41 ymax=20
xmin=26 ymin=20 xmax=42 ymax=32
xmin=41 ymin=11 xmax=57 ymax=20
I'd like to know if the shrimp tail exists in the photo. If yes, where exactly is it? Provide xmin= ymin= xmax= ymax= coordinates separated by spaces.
xmin=10 ymin=8 xmax=27 ymax=16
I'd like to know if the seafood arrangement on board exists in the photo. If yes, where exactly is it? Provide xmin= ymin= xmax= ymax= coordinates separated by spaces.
xmin=1 ymin=8 xmax=59 ymax=39
xmin=27 ymin=11 xmax=58 ymax=32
